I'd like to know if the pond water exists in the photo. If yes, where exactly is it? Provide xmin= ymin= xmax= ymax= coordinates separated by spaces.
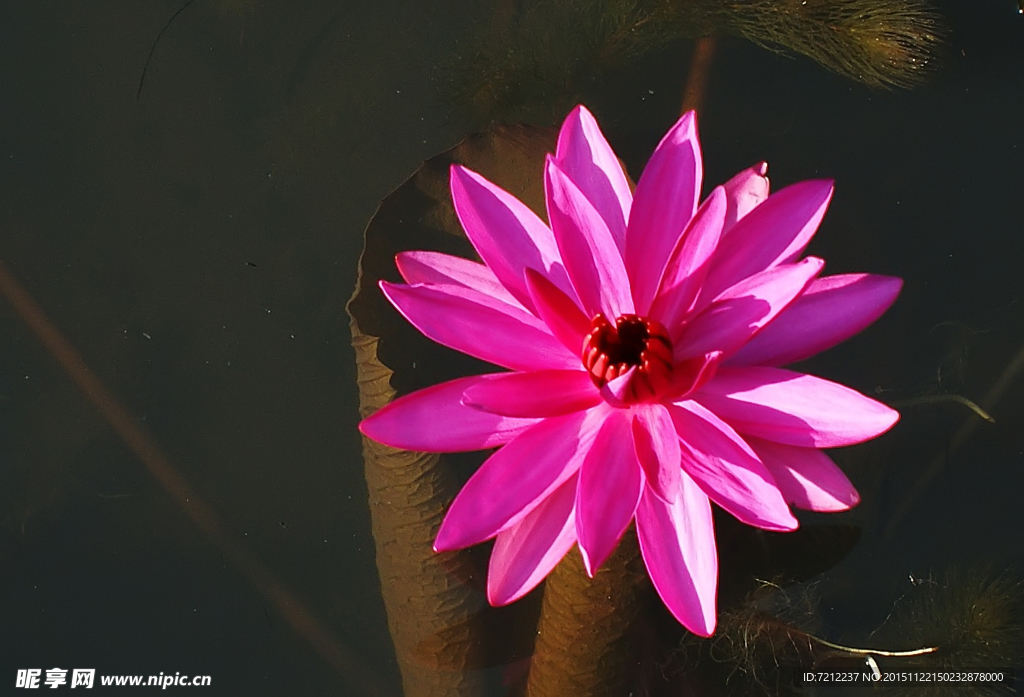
xmin=2 ymin=1 xmax=1024 ymax=695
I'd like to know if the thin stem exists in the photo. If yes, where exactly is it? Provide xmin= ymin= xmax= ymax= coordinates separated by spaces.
xmin=886 ymin=339 xmax=1024 ymax=537
xmin=808 ymin=635 xmax=938 ymax=657
xmin=137 ymin=0 xmax=198 ymax=99
xmin=891 ymin=394 xmax=995 ymax=423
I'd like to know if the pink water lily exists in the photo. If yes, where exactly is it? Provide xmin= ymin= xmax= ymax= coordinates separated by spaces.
xmin=359 ymin=106 xmax=901 ymax=636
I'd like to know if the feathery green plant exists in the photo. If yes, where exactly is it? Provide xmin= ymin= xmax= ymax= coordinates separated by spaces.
xmin=448 ymin=0 xmax=943 ymax=123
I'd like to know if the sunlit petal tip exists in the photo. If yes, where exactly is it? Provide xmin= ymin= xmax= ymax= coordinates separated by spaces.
xmin=486 ymin=474 xmax=578 ymax=605
xmin=449 ymin=163 xmax=574 ymax=311
xmin=356 ymin=419 xmax=373 ymax=439
xmin=431 ymin=535 xmax=459 ymax=554
xmin=676 ymin=109 xmax=697 ymax=136
xmin=701 ymin=178 xmax=837 ymax=302
xmin=358 ymin=376 xmax=540 ymax=452
xmin=636 ymin=482 xmax=718 ymax=636
xmin=722 ymin=162 xmax=771 ymax=231
xmin=625 ymin=111 xmax=703 ymax=310
xmin=554 ymin=105 xmax=633 ymax=253
xmin=668 ymin=401 xmax=799 ymax=531
xmin=545 ymin=156 xmax=634 ymax=318
xmin=660 ymin=110 xmax=699 ymax=159
xmin=697 ymin=366 xmax=902 ymax=448
xmin=748 ymin=438 xmax=861 ymax=512
xmin=380 ymin=280 xmax=579 ymax=372
xmin=728 ymin=272 xmax=904 ymax=367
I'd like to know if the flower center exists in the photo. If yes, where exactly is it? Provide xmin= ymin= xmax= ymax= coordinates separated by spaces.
xmin=581 ymin=313 xmax=673 ymax=397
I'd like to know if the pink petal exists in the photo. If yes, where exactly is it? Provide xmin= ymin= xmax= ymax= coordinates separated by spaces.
xmin=668 ymin=400 xmax=798 ymax=532
xmin=647 ymin=186 xmax=726 ymax=321
xmin=524 ymin=268 xmax=591 ymax=355
xmin=488 ymin=472 xmax=578 ymax=605
xmin=554 ymin=105 xmax=633 ymax=254
xmin=395 ymin=251 xmax=522 ymax=308
xmin=673 ymin=257 xmax=824 ymax=361
xmin=575 ymin=409 xmax=643 ymax=575
xmin=635 ymin=474 xmax=717 ymax=636
xmin=450 ymin=165 xmax=575 ymax=310
xmin=462 ymin=370 xmax=600 ymax=418
xmin=746 ymin=437 xmax=860 ymax=512
xmin=721 ymin=162 xmax=770 ymax=233
xmin=359 ymin=375 xmax=540 ymax=452
xmin=665 ymin=351 xmax=723 ymax=401
xmin=695 ymin=366 xmax=900 ymax=448
xmin=626 ymin=111 xmax=702 ymax=313
xmin=545 ymin=157 xmax=634 ymax=319
xmin=381 ymin=281 xmax=578 ymax=372
xmin=599 ymin=365 xmax=636 ymax=407
xmin=632 ymin=404 xmax=682 ymax=503
xmin=434 ymin=405 xmax=609 ymax=551
xmin=728 ymin=274 xmax=903 ymax=367
xmin=700 ymin=179 xmax=833 ymax=304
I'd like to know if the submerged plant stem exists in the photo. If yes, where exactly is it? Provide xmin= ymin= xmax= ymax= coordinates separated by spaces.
xmin=526 ymin=532 xmax=648 ymax=697
xmin=681 ymin=36 xmax=716 ymax=116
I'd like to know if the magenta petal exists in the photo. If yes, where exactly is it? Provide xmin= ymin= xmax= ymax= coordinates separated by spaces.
xmin=395 ymin=251 xmax=522 ymax=308
xmin=728 ymin=274 xmax=903 ymax=367
xmin=636 ymin=475 xmax=717 ymax=636
xmin=462 ymin=370 xmax=600 ymax=418
xmin=359 ymin=375 xmax=540 ymax=452
xmin=575 ymin=410 xmax=643 ymax=575
xmin=700 ymin=179 xmax=833 ymax=303
xmin=599 ymin=365 xmax=636 ymax=407
xmin=524 ymin=268 xmax=591 ymax=355
xmin=450 ymin=165 xmax=575 ymax=310
xmin=434 ymin=405 xmax=609 ymax=551
xmin=666 ymin=351 xmax=723 ymax=401
xmin=555 ymin=105 xmax=632 ymax=254
xmin=632 ymin=404 xmax=682 ymax=503
xmin=696 ymin=366 xmax=900 ymax=448
xmin=488 ymin=472 xmax=578 ymax=605
xmin=747 ymin=437 xmax=860 ymax=512
xmin=673 ymin=257 xmax=824 ymax=361
xmin=668 ymin=400 xmax=798 ymax=532
xmin=545 ymin=157 xmax=634 ymax=319
xmin=647 ymin=186 xmax=726 ymax=321
xmin=381 ymin=281 xmax=578 ymax=372
xmin=721 ymin=162 xmax=770 ymax=233
xmin=626 ymin=111 xmax=702 ymax=313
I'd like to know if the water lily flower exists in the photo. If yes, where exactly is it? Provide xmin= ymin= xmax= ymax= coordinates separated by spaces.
xmin=359 ymin=105 xmax=901 ymax=636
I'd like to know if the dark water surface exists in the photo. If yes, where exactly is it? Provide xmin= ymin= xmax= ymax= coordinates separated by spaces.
xmin=2 ymin=1 xmax=1024 ymax=695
